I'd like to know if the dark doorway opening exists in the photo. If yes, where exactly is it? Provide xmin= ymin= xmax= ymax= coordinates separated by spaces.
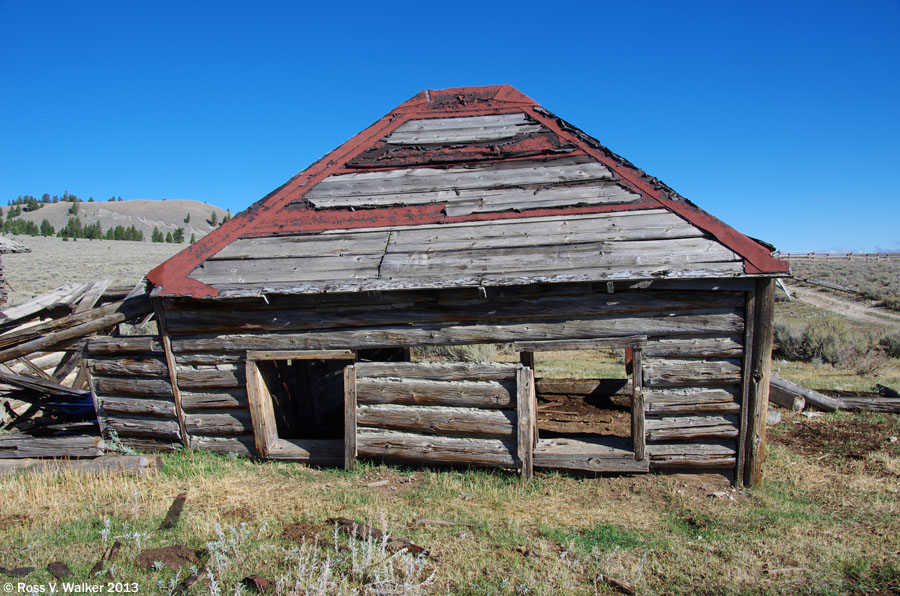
xmin=258 ymin=359 xmax=346 ymax=440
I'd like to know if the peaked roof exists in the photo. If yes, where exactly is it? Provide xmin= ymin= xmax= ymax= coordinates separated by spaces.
xmin=148 ymin=85 xmax=788 ymax=298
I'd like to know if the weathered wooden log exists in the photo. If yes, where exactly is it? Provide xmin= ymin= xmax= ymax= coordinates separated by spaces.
xmin=97 ymin=396 xmax=176 ymax=417
xmin=0 ymin=296 xmax=153 ymax=363
xmin=536 ymin=378 xmax=632 ymax=397
xmin=0 ymin=435 xmax=105 ymax=459
xmin=184 ymin=410 xmax=253 ymax=436
xmin=356 ymin=377 xmax=515 ymax=409
xmin=355 ymin=361 xmax=518 ymax=381
xmin=180 ymin=389 xmax=248 ymax=411
xmin=770 ymin=374 xmax=839 ymax=412
xmin=834 ymin=397 xmax=900 ymax=413
xmin=174 ymin=352 xmax=245 ymax=366
xmin=93 ymin=376 xmax=173 ymax=397
xmin=101 ymin=416 xmax=181 ymax=440
xmin=643 ymin=387 xmax=741 ymax=415
xmin=533 ymin=437 xmax=649 ymax=473
xmin=170 ymin=310 xmax=745 ymax=353
xmin=647 ymin=441 xmax=737 ymax=469
xmin=642 ymin=358 xmax=742 ymax=387
xmin=88 ymin=357 xmax=169 ymax=377
xmin=188 ymin=435 xmax=256 ymax=456
xmin=163 ymin=292 xmax=744 ymax=335
xmin=645 ymin=415 xmax=740 ymax=442
xmin=357 ymin=428 xmax=517 ymax=468
xmin=644 ymin=336 xmax=743 ymax=358
xmin=768 ymin=383 xmax=805 ymax=411
xmin=0 ymin=455 xmax=162 ymax=476
xmin=357 ymin=404 xmax=515 ymax=439
xmin=178 ymin=367 xmax=244 ymax=389
xmin=85 ymin=336 xmax=163 ymax=354
xmin=515 ymin=335 xmax=647 ymax=352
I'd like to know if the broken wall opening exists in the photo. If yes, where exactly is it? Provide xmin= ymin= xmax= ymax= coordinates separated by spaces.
xmin=533 ymin=348 xmax=632 ymax=440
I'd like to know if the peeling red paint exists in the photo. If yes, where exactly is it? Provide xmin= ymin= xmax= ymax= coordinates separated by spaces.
xmin=147 ymin=84 xmax=788 ymax=298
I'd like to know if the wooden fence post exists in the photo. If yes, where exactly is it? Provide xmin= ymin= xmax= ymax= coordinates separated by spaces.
xmin=517 ymin=366 xmax=535 ymax=481
xmin=344 ymin=365 xmax=357 ymax=470
xmin=744 ymin=278 xmax=775 ymax=486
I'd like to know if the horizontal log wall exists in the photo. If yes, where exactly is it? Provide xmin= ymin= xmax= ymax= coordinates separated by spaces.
xmin=86 ymin=337 xmax=181 ymax=452
xmin=355 ymin=362 xmax=520 ymax=467
xmin=89 ymin=284 xmax=745 ymax=473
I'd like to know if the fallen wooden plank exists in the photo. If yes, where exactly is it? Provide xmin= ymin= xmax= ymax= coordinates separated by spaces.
xmin=0 ymin=284 xmax=82 ymax=328
xmin=834 ymin=397 xmax=900 ymax=413
xmin=770 ymin=374 xmax=840 ymax=412
xmin=0 ymin=296 xmax=153 ymax=363
xmin=89 ymin=541 xmax=122 ymax=577
xmin=0 ymin=455 xmax=161 ymax=475
xmin=0 ymin=435 xmax=104 ymax=459
xmin=160 ymin=492 xmax=188 ymax=529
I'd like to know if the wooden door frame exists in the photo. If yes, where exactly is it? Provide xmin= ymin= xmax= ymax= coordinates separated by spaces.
xmin=245 ymin=349 xmax=354 ymax=463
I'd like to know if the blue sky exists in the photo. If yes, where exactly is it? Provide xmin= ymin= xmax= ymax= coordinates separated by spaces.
xmin=1 ymin=1 xmax=898 ymax=251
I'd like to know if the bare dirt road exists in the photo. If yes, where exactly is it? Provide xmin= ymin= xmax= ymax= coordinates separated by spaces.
xmin=787 ymin=283 xmax=900 ymax=332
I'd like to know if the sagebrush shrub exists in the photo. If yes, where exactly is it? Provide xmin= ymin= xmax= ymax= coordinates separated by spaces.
xmin=879 ymin=333 xmax=900 ymax=358
xmin=803 ymin=317 xmax=867 ymax=365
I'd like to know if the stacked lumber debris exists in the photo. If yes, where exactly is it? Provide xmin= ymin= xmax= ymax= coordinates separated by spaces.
xmin=0 ymin=281 xmax=155 ymax=459
xmin=769 ymin=373 xmax=900 ymax=414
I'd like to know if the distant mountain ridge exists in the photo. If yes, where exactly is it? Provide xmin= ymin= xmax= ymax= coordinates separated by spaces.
xmin=7 ymin=199 xmax=230 ymax=241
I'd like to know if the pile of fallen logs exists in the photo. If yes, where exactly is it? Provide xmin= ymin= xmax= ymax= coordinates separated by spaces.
xmin=0 ymin=280 xmax=154 ymax=460
xmin=769 ymin=373 xmax=900 ymax=415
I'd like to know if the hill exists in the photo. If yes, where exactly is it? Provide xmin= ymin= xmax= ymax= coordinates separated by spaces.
xmin=6 ymin=199 xmax=229 ymax=241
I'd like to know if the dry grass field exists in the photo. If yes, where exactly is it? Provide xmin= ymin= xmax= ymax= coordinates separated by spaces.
xmin=2 ymin=235 xmax=186 ymax=305
xmin=0 ymin=432 xmax=897 ymax=595
xmin=0 ymin=242 xmax=898 ymax=594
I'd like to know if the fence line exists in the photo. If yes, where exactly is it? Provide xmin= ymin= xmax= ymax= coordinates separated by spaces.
xmin=775 ymin=252 xmax=900 ymax=261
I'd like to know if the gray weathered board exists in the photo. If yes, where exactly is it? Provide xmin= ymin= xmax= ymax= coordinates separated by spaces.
xmin=189 ymin=210 xmax=743 ymax=295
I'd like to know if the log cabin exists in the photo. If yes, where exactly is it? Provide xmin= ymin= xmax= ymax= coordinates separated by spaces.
xmin=85 ymin=85 xmax=789 ymax=485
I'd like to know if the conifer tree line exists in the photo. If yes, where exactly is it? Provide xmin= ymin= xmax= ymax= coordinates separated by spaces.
xmin=4 ymin=192 xmax=230 ymax=242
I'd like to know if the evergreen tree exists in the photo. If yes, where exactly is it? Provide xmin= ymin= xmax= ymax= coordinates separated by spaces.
xmin=151 ymin=227 xmax=164 ymax=242
xmin=172 ymin=227 xmax=184 ymax=243
xmin=209 ymin=211 xmax=218 ymax=226
xmin=68 ymin=202 xmax=78 ymax=215
xmin=184 ymin=213 xmax=190 ymax=224
xmin=190 ymin=233 xmax=196 ymax=244
xmin=165 ymin=231 xmax=173 ymax=243
xmin=39 ymin=219 xmax=54 ymax=237
xmin=108 ymin=196 xmax=116 ymax=202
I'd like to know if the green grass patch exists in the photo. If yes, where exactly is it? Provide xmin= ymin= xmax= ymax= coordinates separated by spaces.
xmin=541 ymin=521 xmax=661 ymax=553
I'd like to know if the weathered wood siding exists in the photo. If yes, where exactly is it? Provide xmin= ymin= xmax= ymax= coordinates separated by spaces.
xmin=89 ymin=282 xmax=747 ymax=473
xmin=188 ymin=210 xmax=743 ymax=297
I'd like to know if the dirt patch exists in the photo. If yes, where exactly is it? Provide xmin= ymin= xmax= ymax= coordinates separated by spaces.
xmin=135 ymin=545 xmax=203 ymax=570
xmin=771 ymin=414 xmax=900 ymax=470
xmin=283 ymin=522 xmax=327 ymax=544
xmin=537 ymin=394 xmax=631 ymax=437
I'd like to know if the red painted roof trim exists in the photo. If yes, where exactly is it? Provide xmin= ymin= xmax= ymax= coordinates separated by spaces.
xmin=148 ymin=85 xmax=787 ymax=297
